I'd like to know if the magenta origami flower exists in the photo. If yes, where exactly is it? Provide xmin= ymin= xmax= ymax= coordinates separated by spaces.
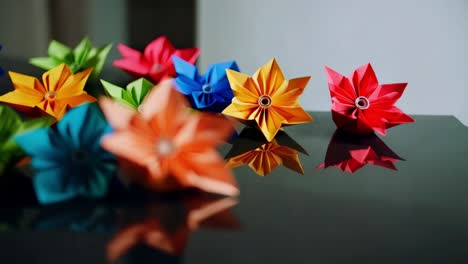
xmin=113 ymin=36 xmax=200 ymax=83
xmin=325 ymin=63 xmax=414 ymax=135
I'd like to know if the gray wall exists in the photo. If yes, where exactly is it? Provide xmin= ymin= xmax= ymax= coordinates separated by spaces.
xmin=197 ymin=0 xmax=468 ymax=125
xmin=0 ymin=0 xmax=50 ymax=58
xmin=0 ymin=0 xmax=127 ymax=61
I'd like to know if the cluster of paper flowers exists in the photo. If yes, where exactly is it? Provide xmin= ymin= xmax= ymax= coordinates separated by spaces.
xmin=0 ymin=35 xmax=414 ymax=204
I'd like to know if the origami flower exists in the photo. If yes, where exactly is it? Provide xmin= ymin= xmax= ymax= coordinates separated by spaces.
xmin=0 ymin=44 xmax=4 ymax=76
xmin=15 ymin=103 xmax=117 ymax=204
xmin=222 ymin=58 xmax=312 ymax=142
xmin=0 ymin=64 xmax=96 ymax=120
xmin=0 ymin=105 xmax=53 ymax=175
xmin=30 ymin=37 xmax=112 ymax=79
xmin=101 ymin=78 xmax=153 ymax=110
xmin=99 ymin=80 xmax=238 ymax=196
xmin=317 ymin=129 xmax=404 ymax=173
xmin=107 ymin=193 xmax=239 ymax=262
xmin=113 ymin=36 xmax=200 ymax=83
xmin=325 ymin=63 xmax=414 ymax=135
xmin=173 ymin=56 xmax=239 ymax=112
xmin=226 ymin=127 xmax=307 ymax=176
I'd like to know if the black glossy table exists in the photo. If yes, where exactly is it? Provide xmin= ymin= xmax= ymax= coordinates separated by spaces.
xmin=0 ymin=112 xmax=467 ymax=264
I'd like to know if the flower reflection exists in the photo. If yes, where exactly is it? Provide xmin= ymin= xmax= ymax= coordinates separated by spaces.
xmin=17 ymin=192 xmax=238 ymax=263
xmin=107 ymin=193 xmax=239 ymax=262
xmin=225 ymin=127 xmax=307 ymax=176
xmin=317 ymin=129 xmax=404 ymax=173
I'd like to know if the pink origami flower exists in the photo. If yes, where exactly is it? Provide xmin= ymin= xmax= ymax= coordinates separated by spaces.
xmin=325 ymin=63 xmax=414 ymax=135
xmin=113 ymin=36 xmax=200 ymax=83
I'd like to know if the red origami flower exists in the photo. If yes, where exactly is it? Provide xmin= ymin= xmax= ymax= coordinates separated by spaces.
xmin=113 ymin=36 xmax=200 ymax=83
xmin=317 ymin=129 xmax=404 ymax=173
xmin=325 ymin=63 xmax=414 ymax=135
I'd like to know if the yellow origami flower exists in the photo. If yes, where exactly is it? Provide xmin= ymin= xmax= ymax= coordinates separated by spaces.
xmin=222 ymin=58 xmax=312 ymax=142
xmin=0 ymin=64 xmax=96 ymax=120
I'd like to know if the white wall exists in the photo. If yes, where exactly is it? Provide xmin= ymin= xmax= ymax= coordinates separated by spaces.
xmin=197 ymin=0 xmax=468 ymax=125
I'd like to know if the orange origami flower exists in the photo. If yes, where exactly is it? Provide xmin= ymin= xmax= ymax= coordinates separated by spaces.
xmin=0 ymin=64 xmax=96 ymax=120
xmin=100 ymin=80 xmax=239 ymax=196
xmin=222 ymin=58 xmax=312 ymax=142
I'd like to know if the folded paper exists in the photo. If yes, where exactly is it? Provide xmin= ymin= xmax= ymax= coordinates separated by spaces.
xmin=0 ymin=105 xmax=53 ymax=175
xmin=226 ymin=127 xmax=307 ymax=176
xmin=173 ymin=56 xmax=239 ymax=112
xmin=101 ymin=78 xmax=154 ymax=110
xmin=99 ymin=80 xmax=239 ymax=196
xmin=325 ymin=63 xmax=414 ymax=135
xmin=113 ymin=36 xmax=200 ymax=84
xmin=15 ymin=103 xmax=117 ymax=204
xmin=222 ymin=58 xmax=312 ymax=142
xmin=317 ymin=129 xmax=404 ymax=173
xmin=0 ymin=64 xmax=96 ymax=120
xmin=30 ymin=37 xmax=112 ymax=79
xmin=107 ymin=193 xmax=239 ymax=261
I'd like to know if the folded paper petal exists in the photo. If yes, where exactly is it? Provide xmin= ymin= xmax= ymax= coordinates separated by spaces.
xmin=0 ymin=64 xmax=96 ymax=120
xmin=99 ymin=80 xmax=238 ymax=196
xmin=325 ymin=63 xmax=414 ymax=135
xmin=0 ymin=105 xmax=53 ymax=174
xmin=222 ymin=58 xmax=312 ymax=142
xmin=173 ymin=56 xmax=239 ymax=112
xmin=101 ymin=78 xmax=154 ymax=109
xmin=113 ymin=36 xmax=200 ymax=84
xmin=30 ymin=37 xmax=112 ymax=79
xmin=14 ymin=103 xmax=117 ymax=204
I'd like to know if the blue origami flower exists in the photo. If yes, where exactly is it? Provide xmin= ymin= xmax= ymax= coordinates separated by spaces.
xmin=15 ymin=103 xmax=117 ymax=204
xmin=0 ymin=44 xmax=4 ymax=76
xmin=173 ymin=56 xmax=239 ymax=112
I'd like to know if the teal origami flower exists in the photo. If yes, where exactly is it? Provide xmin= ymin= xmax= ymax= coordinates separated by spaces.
xmin=15 ymin=103 xmax=117 ymax=204
xmin=29 ymin=37 xmax=112 ymax=79
xmin=0 ymin=105 xmax=53 ymax=175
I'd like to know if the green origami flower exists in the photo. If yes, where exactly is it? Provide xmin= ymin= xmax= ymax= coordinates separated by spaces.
xmin=0 ymin=105 xmax=53 ymax=175
xmin=101 ymin=78 xmax=154 ymax=110
xmin=30 ymin=37 xmax=112 ymax=80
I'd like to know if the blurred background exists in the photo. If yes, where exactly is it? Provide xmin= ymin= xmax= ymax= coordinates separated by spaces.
xmin=0 ymin=0 xmax=467 ymax=124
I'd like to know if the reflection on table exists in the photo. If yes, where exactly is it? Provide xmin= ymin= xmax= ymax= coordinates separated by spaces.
xmin=317 ymin=129 xmax=404 ymax=173
xmin=225 ymin=127 xmax=308 ymax=176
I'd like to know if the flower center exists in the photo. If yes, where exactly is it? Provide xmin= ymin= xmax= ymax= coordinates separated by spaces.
xmin=258 ymin=95 xmax=272 ymax=108
xmin=44 ymin=91 xmax=57 ymax=101
xmin=355 ymin=96 xmax=370 ymax=110
xmin=151 ymin=63 xmax=163 ymax=73
xmin=155 ymin=138 xmax=175 ymax=157
xmin=71 ymin=150 xmax=88 ymax=162
xmin=202 ymin=84 xmax=212 ymax=93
